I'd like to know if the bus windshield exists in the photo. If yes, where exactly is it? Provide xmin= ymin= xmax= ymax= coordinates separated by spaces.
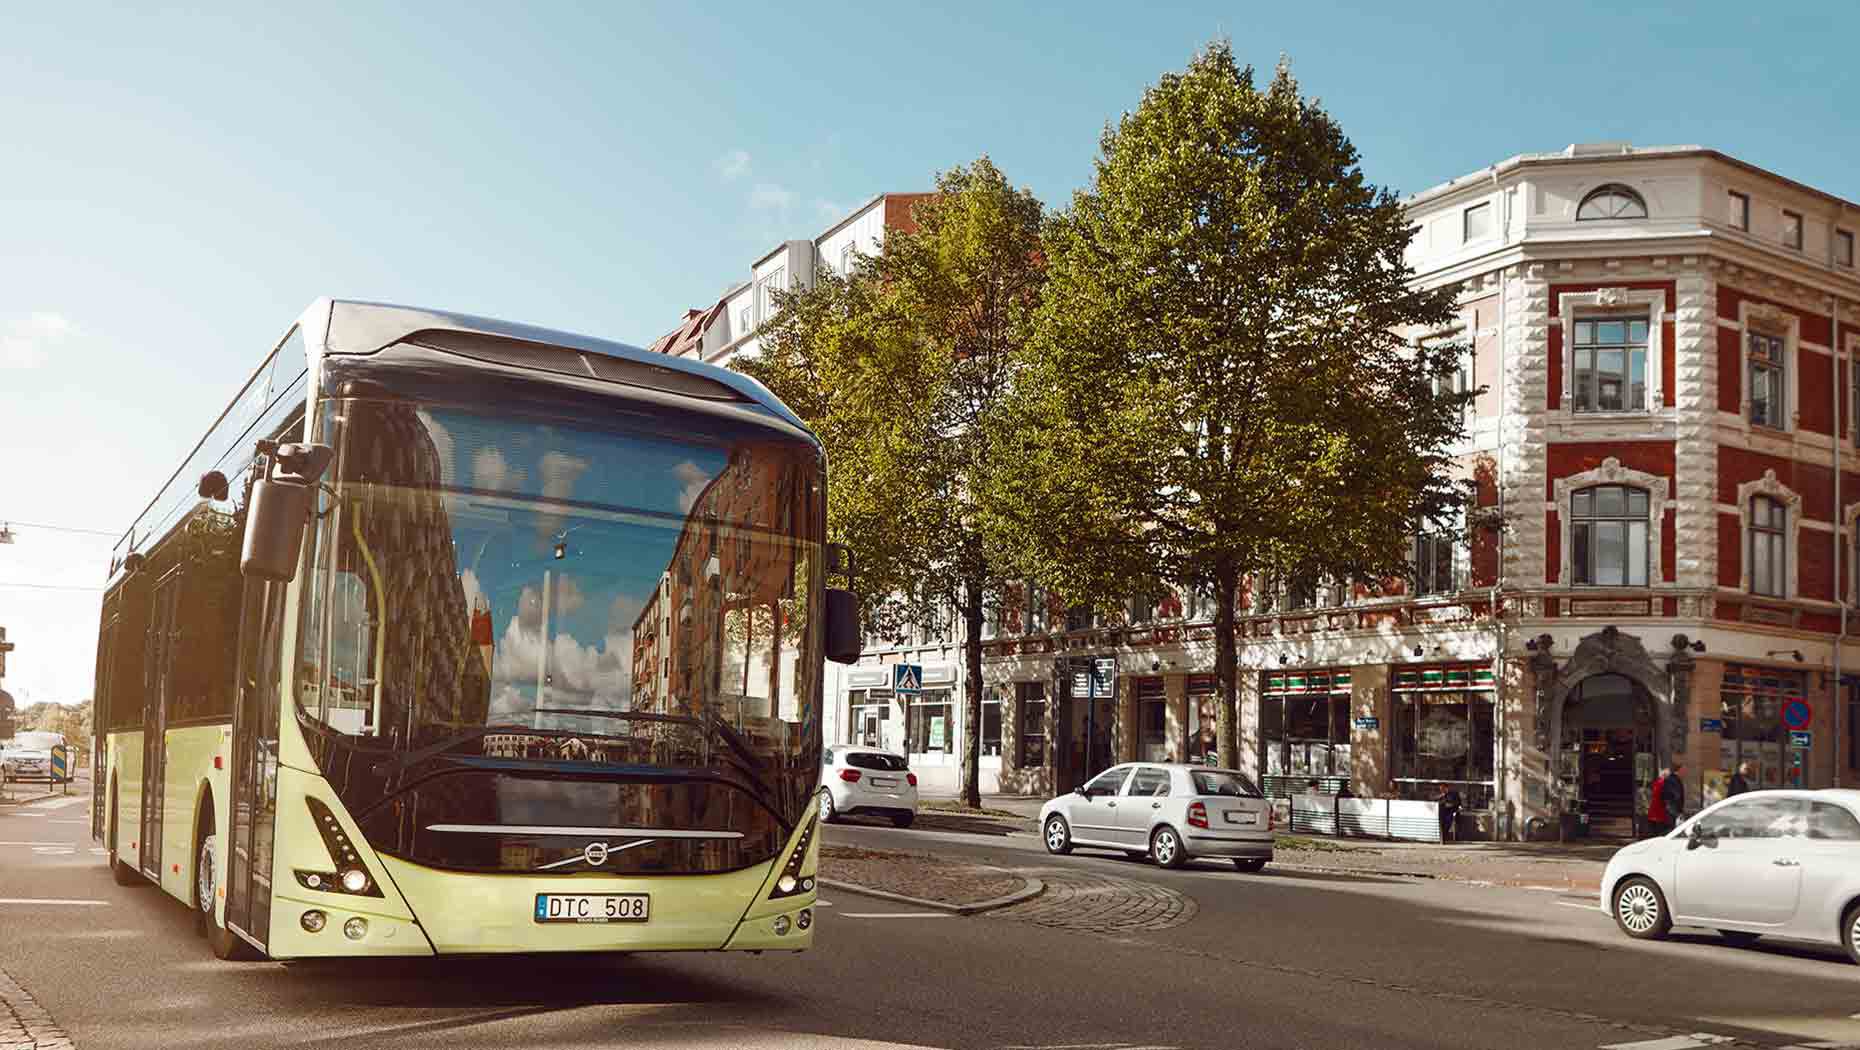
xmin=295 ymin=394 xmax=824 ymax=862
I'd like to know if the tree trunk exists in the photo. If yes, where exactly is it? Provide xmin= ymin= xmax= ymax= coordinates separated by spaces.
xmin=1214 ymin=558 xmax=1240 ymax=770
xmin=960 ymin=579 xmax=986 ymax=808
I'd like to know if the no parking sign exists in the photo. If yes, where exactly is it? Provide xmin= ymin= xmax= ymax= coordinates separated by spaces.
xmin=1781 ymin=699 xmax=1812 ymax=730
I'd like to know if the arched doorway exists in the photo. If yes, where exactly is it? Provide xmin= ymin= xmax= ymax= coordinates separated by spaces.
xmin=1561 ymin=673 xmax=1655 ymax=838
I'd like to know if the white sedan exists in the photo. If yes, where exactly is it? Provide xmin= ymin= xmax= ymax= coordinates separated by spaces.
xmin=1040 ymin=763 xmax=1274 ymax=872
xmin=1602 ymin=788 xmax=1860 ymax=963
xmin=819 ymin=746 xmax=918 ymax=827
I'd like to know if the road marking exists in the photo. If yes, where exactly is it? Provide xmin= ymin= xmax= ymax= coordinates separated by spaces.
xmin=0 ymin=841 xmax=68 ymax=847
xmin=1556 ymin=900 xmax=1600 ymax=911
xmin=51 ymin=818 xmax=91 ymax=824
xmin=31 ymin=846 xmax=75 ymax=855
xmin=1600 ymin=1036 xmax=1736 ymax=1050
xmin=837 ymin=912 xmax=951 ymax=919
xmin=0 ymin=898 xmax=111 ymax=906
xmin=814 ymin=899 xmax=833 ymax=907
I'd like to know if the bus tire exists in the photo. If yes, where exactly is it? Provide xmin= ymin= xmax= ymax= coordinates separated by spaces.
xmin=108 ymin=784 xmax=143 ymax=887
xmin=196 ymin=814 xmax=261 ymax=961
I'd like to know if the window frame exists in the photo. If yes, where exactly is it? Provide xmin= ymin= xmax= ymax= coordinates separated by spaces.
xmin=1575 ymin=184 xmax=1649 ymax=221
xmin=1570 ymin=315 xmax=1652 ymax=414
xmin=1016 ymin=681 xmax=1046 ymax=767
xmin=1782 ymin=209 xmax=1804 ymax=251
xmin=1728 ymin=190 xmax=1751 ymax=231
xmin=1461 ymin=201 xmax=1493 ymax=243
xmin=1748 ymin=330 xmax=1788 ymax=430
xmin=1555 ymin=290 xmax=1666 ymax=417
xmin=1838 ymin=229 xmax=1855 ymax=269
xmin=1552 ymin=457 xmax=1669 ymax=588
xmin=1749 ymin=494 xmax=1787 ymax=598
xmin=1569 ymin=484 xmax=1652 ymax=587
xmin=1736 ymin=471 xmax=1801 ymax=599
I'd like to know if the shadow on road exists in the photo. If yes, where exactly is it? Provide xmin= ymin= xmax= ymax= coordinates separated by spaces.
xmin=271 ymin=953 xmax=778 ymax=1009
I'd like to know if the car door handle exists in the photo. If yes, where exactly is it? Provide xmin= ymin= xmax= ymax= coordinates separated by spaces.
xmin=1772 ymin=858 xmax=1799 ymax=867
xmin=1106 ymin=802 xmax=1116 ymax=808
xmin=1152 ymin=802 xmax=1163 ymax=809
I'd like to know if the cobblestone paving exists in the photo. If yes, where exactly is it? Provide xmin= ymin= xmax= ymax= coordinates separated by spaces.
xmin=821 ymin=845 xmax=1027 ymax=906
xmin=1 ymin=967 xmax=73 ymax=1050
xmin=990 ymin=866 xmax=1196 ymax=932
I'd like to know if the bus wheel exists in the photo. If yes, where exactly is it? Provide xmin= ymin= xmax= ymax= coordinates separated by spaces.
xmin=197 ymin=830 xmax=261 ymax=961
xmin=108 ymin=787 xmax=142 ymax=887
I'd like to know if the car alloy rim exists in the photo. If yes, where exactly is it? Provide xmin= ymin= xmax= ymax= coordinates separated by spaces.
xmin=197 ymin=834 xmax=215 ymax=917
xmin=819 ymin=793 xmax=831 ymax=819
xmin=1155 ymin=831 xmax=1175 ymax=863
xmin=1617 ymin=883 xmax=1658 ymax=933
xmin=1850 ymin=911 xmax=1860 ymax=952
xmin=1046 ymin=819 xmax=1066 ymax=851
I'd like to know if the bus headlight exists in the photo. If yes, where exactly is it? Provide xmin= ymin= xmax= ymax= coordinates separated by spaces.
xmin=796 ymin=908 xmax=812 ymax=931
xmin=296 ymin=797 xmax=384 ymax=898
xmin=772 ymin=914 xmax=791 ymax=936
xmin=340 ymin=869 xmax=369 ymax=894
xmin=343 ymin=917 xmax=368 ymax=941
xmin=301 ymin=910 xmax=328 ymax=933
xmin=767 ymin=818 xmax=817 ymax=901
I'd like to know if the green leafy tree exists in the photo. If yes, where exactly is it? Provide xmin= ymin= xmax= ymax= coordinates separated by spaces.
xmin=993 ymin=45 xmax=1474 ymax=769
xmin=736 ymin=157 xmax=1045 ymax=806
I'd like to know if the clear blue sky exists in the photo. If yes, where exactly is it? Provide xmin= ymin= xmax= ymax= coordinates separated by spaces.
xmin=2 ymin=1 xmax=1856 ymax=705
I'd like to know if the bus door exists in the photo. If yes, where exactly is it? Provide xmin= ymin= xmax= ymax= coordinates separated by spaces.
xmin=225 ymin=577 xmax=285 ymax=947
xmin=141 ymin=572 xmax=181 ymax=879
xmin=92 ymin=609 xmax=118 ymax=842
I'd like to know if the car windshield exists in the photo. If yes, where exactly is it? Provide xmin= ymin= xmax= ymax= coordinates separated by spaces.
xmin=1191 ymin=770 xmax=1261 ymax=797
xmin=9 ymin=732 xmax=61 ymax=752
xmin=845 ymin=752 xmax=907 ymax=772
xmin=295 ymin=396 xmax=824 ymax=784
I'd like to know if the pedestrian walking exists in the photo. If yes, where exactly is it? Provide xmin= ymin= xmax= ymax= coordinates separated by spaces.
xmin=1434 ymin=782 xmax=1461 ymax=843
xmin=1662 ymin=761 xmax=1686 ymax=825
xmin=1727 ymin=761 xmax=1751 ymax=797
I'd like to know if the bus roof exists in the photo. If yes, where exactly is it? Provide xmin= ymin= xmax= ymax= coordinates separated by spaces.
xmin=107 ymin=299 xmax=813 ymax=573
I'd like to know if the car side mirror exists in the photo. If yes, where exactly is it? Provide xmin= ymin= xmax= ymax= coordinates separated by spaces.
xmin=1685 ymin=824 xmax=1709 ymax=849
xmin=1076 ymin=786 xmax=1091 ymax=799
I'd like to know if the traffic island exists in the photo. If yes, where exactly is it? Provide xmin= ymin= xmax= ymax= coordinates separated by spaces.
xmin=1268 ymin=835 xmax=1609 ymax=893
xmin=818 ymin=845 xmax=1044 ymax=914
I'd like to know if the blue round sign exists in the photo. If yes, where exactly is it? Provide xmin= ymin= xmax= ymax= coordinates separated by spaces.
xmin=1782 ymin=699 xmax=1812 ymax=730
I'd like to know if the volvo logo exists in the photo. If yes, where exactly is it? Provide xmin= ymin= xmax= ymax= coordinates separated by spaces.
xmin=583 ymin=841 xmax=610 ymax=866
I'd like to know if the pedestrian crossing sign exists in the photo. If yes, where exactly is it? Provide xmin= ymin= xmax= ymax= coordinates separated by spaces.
xmin=893 ymin=664 xmax=923 ymax=696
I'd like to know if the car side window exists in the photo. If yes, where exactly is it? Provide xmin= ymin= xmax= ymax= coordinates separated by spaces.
xmin=1084 ymin=767 xmax=1130 ymax=796
xmin=1807 ymin=802 xmax=1860 ymax=841
xmin=1131 ymin=767 xmax=1171 ymax=797
xmin=1700 ymin=798 xmax=1803 ymax=839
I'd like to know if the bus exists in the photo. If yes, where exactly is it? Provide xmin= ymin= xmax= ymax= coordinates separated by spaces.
xmin=93 ymin=299 xmax=858 ymax=960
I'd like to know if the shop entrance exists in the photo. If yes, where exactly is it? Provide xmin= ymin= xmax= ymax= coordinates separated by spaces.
xmin=1561 ymin=673 xmax=1654 ymax=838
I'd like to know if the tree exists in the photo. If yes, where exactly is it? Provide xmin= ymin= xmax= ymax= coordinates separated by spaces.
xmin=736 ymin=157 xmax=1045 ymax=806
xmin=993 ymin=45 xmax=1474 ymax=770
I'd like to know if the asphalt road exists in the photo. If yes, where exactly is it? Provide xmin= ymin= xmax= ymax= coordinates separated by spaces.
xmin=3 ymin=786 xmax=1858 ymax=1050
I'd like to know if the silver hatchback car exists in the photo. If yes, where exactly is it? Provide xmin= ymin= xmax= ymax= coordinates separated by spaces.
xmin=1040 ymin=763 xmax=1274 ymax=872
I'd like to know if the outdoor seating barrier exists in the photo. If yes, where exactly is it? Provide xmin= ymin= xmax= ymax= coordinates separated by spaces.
xmin=1279 ymin=792 xmax=1445 ymax=843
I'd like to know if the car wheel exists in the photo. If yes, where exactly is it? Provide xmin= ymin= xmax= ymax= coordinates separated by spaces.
xmin=1717 ymin=929 xmax=1762 ymax=947
xmin=818 ymin=789 xmax=838 ymax=824
xmin=1612 ymin=876 xmax=1672 ymax=940
xmin=195 ymin=828 xmax=216 ymax=938
xmin=1843 ymin=903 xmax=1860 ymax=966
xmin=1233 ymin=858 xmax=1267 ymax=873
xmin=108 ymin=786 xmax=142 ymax=887
xmin=1150 ymin=826 xmax=1185 ymax=869
xmin=1043 ymin=815 xmax=1072 ymax=855
xmin=892 ymin=811 xmax=914 ymax=829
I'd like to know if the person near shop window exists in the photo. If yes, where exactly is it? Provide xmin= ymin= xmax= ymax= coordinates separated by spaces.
xmin=1434 ymin=782 xmax=1462 ymax=842
xmin=1727 ymin=762 xmax=1752 ymax=797
xmin=1647 ymin=767 xmax=1671 ymax=836
xmin=1661 ymin=762 xmax=1686 ymax=823
xmin=1336 ymin=782 xmax=1356 ymax=799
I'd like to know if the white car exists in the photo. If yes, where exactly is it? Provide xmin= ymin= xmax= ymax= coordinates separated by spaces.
xmin=1 ymin=731 xmax=63 ymax=782
xmin=1040 ymin=762 xmax=1274 ymax=872
xmin=1601 ymin=788 xmax=1860 ymax=963
xmin=819 ymin=746 xmax=918 ymax=827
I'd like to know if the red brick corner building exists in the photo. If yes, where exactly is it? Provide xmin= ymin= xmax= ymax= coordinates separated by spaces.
xmin=976 ymin=144 xmax=1860 ymax=838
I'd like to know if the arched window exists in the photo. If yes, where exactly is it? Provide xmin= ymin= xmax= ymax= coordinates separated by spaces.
xmin=1750 ymin=495 xmax=1787 ymax=597
xmin=1571 ymin=484 xmax=1649 ymax=585
xmin=1576 ymin=184 xmax=1648 ymax=221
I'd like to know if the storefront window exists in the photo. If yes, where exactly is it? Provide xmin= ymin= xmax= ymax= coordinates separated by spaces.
xmin=1187 ymin=676 xmax=1218 ymax=764
xmin=1016 ymin=682 xmax=1046 ymax=766
xmin=1137 ymin=677 xmax=1167 ymax=761
xmin=1259 ymin=670 xmax=1352 ymax=781
xmin=1392 ymin=665 xmax=1496 ymax=809
xmin=982 ymin=698 xmax=1002 ymax=757
xmin=1717 ymin=665 xmax=1807 ymax=797
xmin=847 ymin=688 xmax=891 ymax=749
xmin=908 ymin=688 xmax=952 ymax=754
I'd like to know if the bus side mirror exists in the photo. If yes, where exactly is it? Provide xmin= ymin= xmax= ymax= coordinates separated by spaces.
xmin=240 ymin=442 xmax=333 ymax=582
xmin=824 ymin=588 xmax=861 ymax=665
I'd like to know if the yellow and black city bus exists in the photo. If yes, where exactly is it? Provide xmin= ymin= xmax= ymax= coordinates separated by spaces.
xmin=93 ymin=299 xmax=857 ymax=960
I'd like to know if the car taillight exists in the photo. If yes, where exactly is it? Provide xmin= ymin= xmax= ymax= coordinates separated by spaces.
xmin=839 ymin=768 xmax=861 ymax=782
xmin=906 ymin=773 xmax=917 ymax=787
xmin=1187 ymin=801 xmax=1209 ymax=829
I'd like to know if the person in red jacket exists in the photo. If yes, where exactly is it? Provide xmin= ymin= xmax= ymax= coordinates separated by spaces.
xmin=1647 ymin=767 xmax=1672 ymax=837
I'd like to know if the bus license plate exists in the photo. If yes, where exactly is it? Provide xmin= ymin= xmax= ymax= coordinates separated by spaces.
xmin=534 ymin=893 xmax=650 ymax=924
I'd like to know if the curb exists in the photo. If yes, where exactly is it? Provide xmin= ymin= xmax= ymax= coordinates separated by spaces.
xmin=819 ymin=870 xmax=1046 ymax=915
xmin=1270 ymin=859 xmax=1601 ymax=893
xmin=0 ymin=788 xmax=63 ymax=807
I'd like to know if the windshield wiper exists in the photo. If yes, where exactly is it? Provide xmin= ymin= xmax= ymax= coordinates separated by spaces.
xmin=370 ymin=723 xmax=528 ymax=780
xmin=531 ymin=708 xmax=774 ymax=794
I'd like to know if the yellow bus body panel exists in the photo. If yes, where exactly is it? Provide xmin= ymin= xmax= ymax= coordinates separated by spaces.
xmin=157 ymin=723 xmax=228 ymax=901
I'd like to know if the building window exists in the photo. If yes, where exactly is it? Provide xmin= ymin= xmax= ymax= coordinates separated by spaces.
xmin=1576 ymin=184 xmax=1648 ymax=221
xmin=1749 ymin=495 xmax=1787 ymax=597
xmin=1259 ymin=670 xmax=1352 ymax=786
xmin=1719 ymin=666 xmax=1808 ymax=795
xmin=1065 ymin=604 xmax=1095 ymax=632
xmin=1783 ymin=210 xmax=1804 ymax=250
xmin=1571 ymin=317 xmax=1649 ymax=412
xmin=906 ymin=688 xmax=952 ymax=755
xmin=1186 ymin=676 xmax=1218 ymax=765
xmin=1283 ymin=576 xmax=1318 ymax=611
xmin=756 ymin=266 xmax=786 ymax=324
xmin=1728 ymin=190 xmax=1750 ymax=231
xmin=840 ymin=243 xmax=856 ymax=275
xmin=1571 ymin=485 xmax=1650 ymax=586
xmin=1848 ymin=679 xmax=1859 ymax=775
xmin=1414 ymin=528 xmax=1459 ymax=596
xmin=1838 ymin=230 xmax=1855 ymax=268
xmin=1462 ymin=202 xmax=1492 ymax=242
xmin=1137 ymin=678 xmax=1167 ymax=761
xmin=738 ymin=306 xmax=752 ymax=337
xmin=1391 ymin=668 xmax=1496 ymax=810
xmin=981 ymin=695 xmax=1002 ymax=757
xmin=1016 ymin=682 xmax=1046 ymax=766
xmin=848 ymin=689 xmax=890 ymax=748
xmin=1748 ymin=331 xmax=1787 ymax=429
